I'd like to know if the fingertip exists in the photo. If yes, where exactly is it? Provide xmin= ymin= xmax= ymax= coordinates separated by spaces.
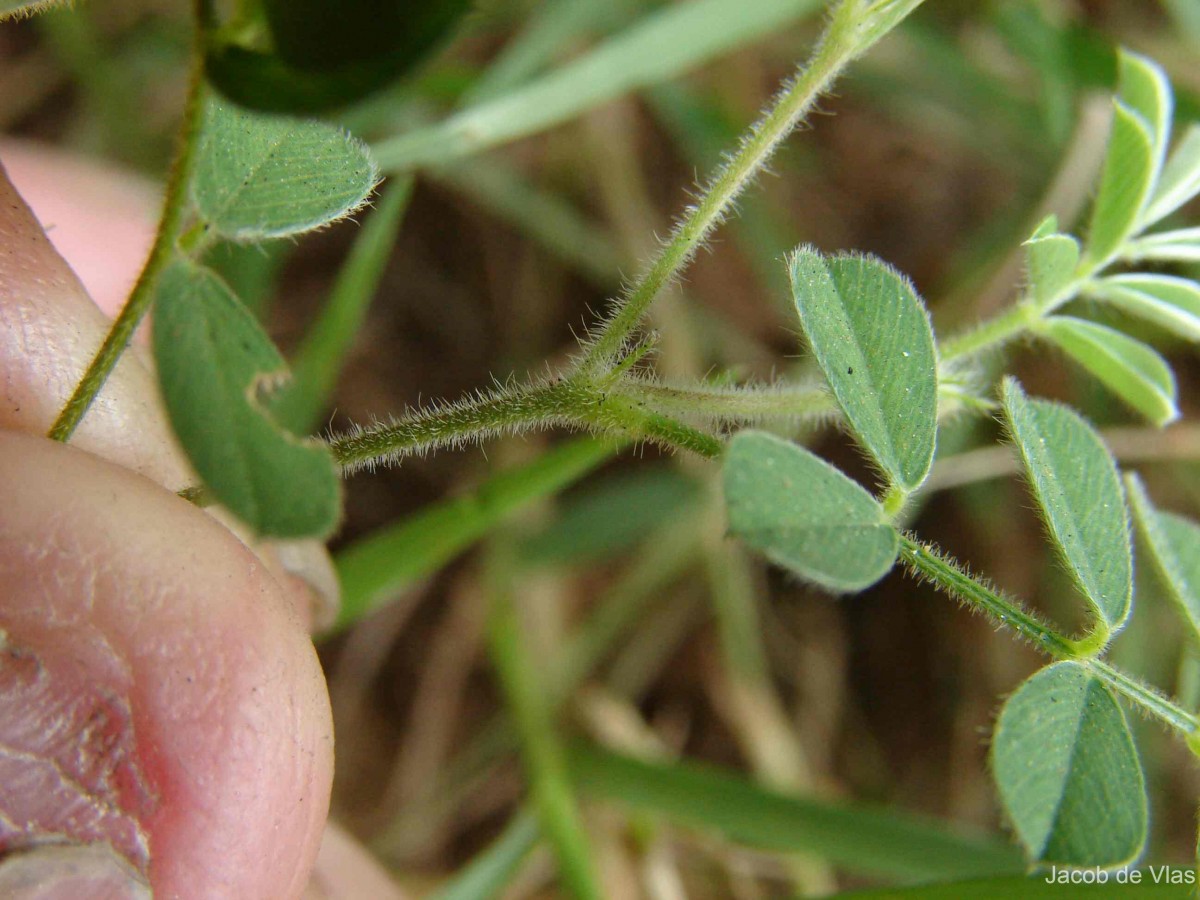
xmin=0 ymin=431 xmax=333 ymax=898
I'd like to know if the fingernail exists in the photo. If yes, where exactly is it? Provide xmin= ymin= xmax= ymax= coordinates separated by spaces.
xmin=0 ymin=843 xmax=151 ymax=900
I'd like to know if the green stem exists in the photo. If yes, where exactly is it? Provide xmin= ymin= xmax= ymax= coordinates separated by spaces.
xmin=1087 ymin=660 xmax=1200 ymax=737
xmin=586 ymin=392 xmax=724 ymax=458
xmin=47 ymin=38 xmax=208 ymax=442
xmin=939 ymin=268 xmax=1107 ymax=367
xmin=900 ymin=535 xmax=1200 ymax=734
xmin=577 ymin=0 xmax=926 ymax=375
xmin=330 ymin=381 xmax=584 ymax=473
xmin=329 ymin=377 xmax=724 ymax=475
xmin=898 ymin=536 xmax=1084 ymax=659
xmin=938 ymin=300 xmax=1039 ymax=366
xmin=614 ymin=379 xmax=835 ymax=426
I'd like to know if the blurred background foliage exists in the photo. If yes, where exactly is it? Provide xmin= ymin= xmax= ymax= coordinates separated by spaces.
xmin=3 ymin=0 xmax=1200 ymax=895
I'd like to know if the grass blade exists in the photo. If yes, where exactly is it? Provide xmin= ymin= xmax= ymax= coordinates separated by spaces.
xmin=430 ymin=812 xmax=540 ymax=900
xmin=274 ymin=177 xmax=413 ymax=434
xmin=372 ymin=0 xmax=823 ymax=171
xmin=488 ymin=549 xmax=601 ymax=900
xmin=569 ymin=745 xmax=1024 ymax=881
xmin=332 ymin=437 xmax=617 ymax=632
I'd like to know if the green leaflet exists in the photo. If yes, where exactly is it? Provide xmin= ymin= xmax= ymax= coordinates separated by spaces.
xmin=153 ymin=259 xmax=341 ymax=538
xmin=1085 ymin=102 xmax=1155 ymax=266
xmin=992 ymin=662 xmax=1147 ymax=868
xmin=1025 ymin=227 xmax=1080 ymax=308
xmin=192 ymin=98 xmax=379 ymax=241
xmin=789 ymin=248 xmax=938 ymax=492
xmin=1117 ymin=50 xmax=1172 ymax=181
xmin=1142 ymin=125 xmax=1200 ymax=228
xmin=723 ymin=431 xmax=899 ymax=592
xmin=1043 ymin=316 xmax=1179 ymax=426
xmin=1001 ymin=379 xmax=1132 ymax=632
xmin=1088 ymin=274 xmax=1200 ymax=343
xmin=262 ymin=0 xmax=468 ymax=73
xmin=1126 ymin=226 xmax=1200 ymax=264
xmin=1126 ymin=474 xmax=1200 ymax=650
xmin=206 ymin=0 xmax=470 ymax=113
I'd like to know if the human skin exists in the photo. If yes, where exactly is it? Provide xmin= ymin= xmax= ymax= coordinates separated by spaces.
xmin=0 ymin=155 xmax=401 ymax=897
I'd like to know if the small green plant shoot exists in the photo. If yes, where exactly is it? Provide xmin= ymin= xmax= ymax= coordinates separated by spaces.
xmin=10 ymin=0 xmax=1200 ymax=895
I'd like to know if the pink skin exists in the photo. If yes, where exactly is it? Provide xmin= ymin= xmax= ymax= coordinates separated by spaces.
xmin=0 ymin=153 xmax=402 ymax=897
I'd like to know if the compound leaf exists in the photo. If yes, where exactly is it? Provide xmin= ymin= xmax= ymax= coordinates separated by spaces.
xmin=192 ymin=98 xmax=378 ymax=241
xmin=993 ymin=661 xmax=1147 ymax=868
xmin=1088 ymin=273 xmax=1200 ymax=343
xmin=1126 ymin=474 xmax=1200 ymax=649
xmin=789 ymin=248 xmax=937 ymax=492
xmin=1044 ymin=316 xmax=1179 ymax=426
xmin=724 ymin=431 xmax=898 ymax=592
xmin=153 ymin=259 xmax=341 ymax=538
xmin=1085 ymin=102 xmax=1155 ymax=265
xmin=1001 ymin=379 xmax=1132 ymax=631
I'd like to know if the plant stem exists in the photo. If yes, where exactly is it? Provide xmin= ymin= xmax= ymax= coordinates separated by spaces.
xmin=899 ymin=536 xmax=1080 ymax=657
xmin=331 ymin=381 xmax=582 ymax=473
xmin=938 ymin=300 xmax=1039 ymax=365
xmin=901 ymin=535 xmax=1200 ymax=734
xmin=47 ymin=42 xmax=207 ymax=441
xmin=329 ymin=377 xmax=723 ymax=475
xmin=1086 ymin=660 xmax=1200 ymax=736
xmin=615 ymin=379 xmax=835 ymax=426
xmin=577 ymin=0 xmax=926 ymax=375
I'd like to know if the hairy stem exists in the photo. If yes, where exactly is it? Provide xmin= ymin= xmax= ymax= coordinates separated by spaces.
xmin=48 ymin=31 xmax=207 ymax=441
xmin=576 ymin=0 xmax=926 ymax=375
xmin=900 ymin=535 xmax=1200 ymax=734
xmin=899 ymin=536 xmax=1092 ymax=659
xmin=1087 ymin=660 xmax=1200 ymax=736
xmin=614 ymin=379 xmax=835 ymax=426
xmin=328 ymin=377 xmax=723 ymax=475
xmin=938 ymin=301 xmax=1039 ymax=365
